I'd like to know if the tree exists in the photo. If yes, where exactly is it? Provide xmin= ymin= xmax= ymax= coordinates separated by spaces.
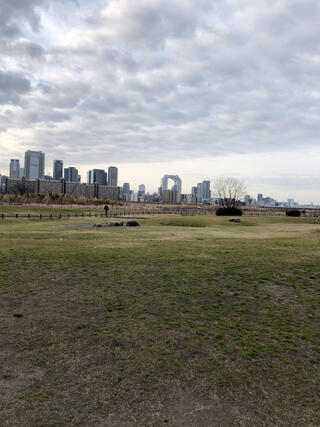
xmin=214 ymin=177 xmax=246 ymax=208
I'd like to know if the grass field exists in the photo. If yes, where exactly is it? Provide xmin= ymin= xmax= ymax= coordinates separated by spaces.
xmin=0 ymin=212 xmax=319 ymax=426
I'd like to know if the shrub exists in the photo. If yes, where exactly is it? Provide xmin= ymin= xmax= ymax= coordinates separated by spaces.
xmin=286 ymin=209 xmax=301 ymax=217
xmin=216 ymin=207 xmax=243 ymax=216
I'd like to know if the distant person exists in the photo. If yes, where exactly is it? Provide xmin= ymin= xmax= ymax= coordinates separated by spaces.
xmin=104 ymin=204 xmax=109 ymax=217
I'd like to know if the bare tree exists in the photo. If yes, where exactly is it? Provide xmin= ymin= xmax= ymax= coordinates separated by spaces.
xmin=214 ymin=177 xmax=246 ymax=208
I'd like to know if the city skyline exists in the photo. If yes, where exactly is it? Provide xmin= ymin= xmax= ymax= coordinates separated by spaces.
xmin=1 ymin=1 xmax=320 ymax=203
xmin=1 ymin=148 xmax=318 ymax=206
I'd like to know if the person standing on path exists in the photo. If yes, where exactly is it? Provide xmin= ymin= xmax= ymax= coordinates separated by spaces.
xmin=104 ymin=204 xmax=109 ymax=217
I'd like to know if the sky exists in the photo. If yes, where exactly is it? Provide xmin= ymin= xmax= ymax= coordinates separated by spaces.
xmin=0 ymin=0 xmax=320 ymax=203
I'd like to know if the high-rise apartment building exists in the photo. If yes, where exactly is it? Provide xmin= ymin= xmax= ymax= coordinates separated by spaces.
xmin=24 ymin=150 xmax=45 ymax=180
xmin=107 ymin=166 xmax=118 ymax=186
xmin=53 ymin=160 xmax=63 ymax=181
xmin=64 ymin=167 xmax=79 ymax=182
xmin=9 ymin=159 xmax=20 ymax=179
xmin=257 ymin=194 xmax=263 ymax=202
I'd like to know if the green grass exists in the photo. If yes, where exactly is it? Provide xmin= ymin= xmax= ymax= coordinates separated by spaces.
xmin=0 ymin=204 xmax=115 ymax=216
xmin=0 ymin=213 xmax=319 ymax=425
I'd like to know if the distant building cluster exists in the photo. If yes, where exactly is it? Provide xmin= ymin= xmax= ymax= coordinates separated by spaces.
xmin=242 ymin=193 xmax=302 ymax=208
xmin=0 ymin=150 xmax=318 ymax=207
xmin=1 ymin=150 xmax=120 ymax=201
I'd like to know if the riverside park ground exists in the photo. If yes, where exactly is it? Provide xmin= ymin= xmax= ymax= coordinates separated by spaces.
xmin=0 ymin=211 xmax=319 ymax=426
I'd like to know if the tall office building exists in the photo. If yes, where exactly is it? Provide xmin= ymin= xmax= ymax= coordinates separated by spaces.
xmin=9 ymin=159 xmax=20 ymax=179
xmin=0 ymin=175 xmax=7 ymax=193
xmin=138 ymin=184 xmax=146 ymax=202
xmin=24 ymin=150 xmax=45 ymax=180
xmin=201 ymin=180 xmax=211 ymax=199
xmin=121 ymin=182 xmax=130 ymax=201
xmin=107 ymin=166 xmax=118 ymax=186
xmin=93 ymin=169 xmax=107 ymax=185
xmin=122 ymin=182 xmax=130 ymax=194
xmin=64 ymin=167 xmax=79 ymax=182
xmin=162 ymin=189 xmax=181 ymax=204
xmin=138 ymin=184 xmax=145 ymax=196
xmin=87 ymin=170 xmax=93 ymax=184
xmin=197 ymin=183 xmax=202 ymax=201
xmin=257 ymin=193 xmax=263 ymax=202
xmin=53 ymin=160 xmax=63 ymax=181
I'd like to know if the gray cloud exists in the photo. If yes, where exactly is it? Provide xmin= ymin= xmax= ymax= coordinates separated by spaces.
xmin=0 ymin=39 xmax=45 ymax=59
xmin=0 ymin=70 xmax=31 ymax=104
xmin=0 ymin=0 xmax=53 ymax=39
xmin=1 ymin=0 xmax=320 ymax=168
xmin=0 ymin=0 xmax=76 ymax=33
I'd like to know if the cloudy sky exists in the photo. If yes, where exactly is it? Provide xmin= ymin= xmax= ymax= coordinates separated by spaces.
xmin=1 ymin=0 xmax=320 ymax=203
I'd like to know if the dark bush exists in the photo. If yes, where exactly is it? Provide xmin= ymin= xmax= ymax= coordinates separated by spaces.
xmin=286 ymin=209 xmax=301 ymax=217
xmin=216 ymin=207 xmax=243 ymax=216
xmin=126 ymin=221 xmax=140 ymax=227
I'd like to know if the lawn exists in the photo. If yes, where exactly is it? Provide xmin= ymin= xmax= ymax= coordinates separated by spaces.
xmin=0 ymin=213 xmax=319 ymax=426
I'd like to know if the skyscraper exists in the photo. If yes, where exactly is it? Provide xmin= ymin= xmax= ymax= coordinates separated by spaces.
xmin=122 ymin=182 xmax=130 ymax=194
xmin=107 ymin=166 xmax=118 ymax=186
xmin=0 ymin=175 xmax=7 ymax=193
xmin=93 ymin=169 xmax=107 ymax=185
xmin=53 ymin=160 xmax=63 ymax=181
xmin=191 ymin=186 xmax=198 ymax=196
xmin=197 ymin=183 xmax=202 ymax=201
xmin=24 ymin=150 xmax=45 ymax=180
xmin=201 ymin=180 xmax=211 ymax=199
xmin=9 ymin=159 xmax=20 ymax=179
xmin=64 ymin=167 xmax=79 ymax=182
xmin=138 ymin=184 xmax=145 ymax=202
xmin=87 ymin=170 xmax=93 ymax=184
xmin=138 ymin=184 xmax=145 ymax=196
